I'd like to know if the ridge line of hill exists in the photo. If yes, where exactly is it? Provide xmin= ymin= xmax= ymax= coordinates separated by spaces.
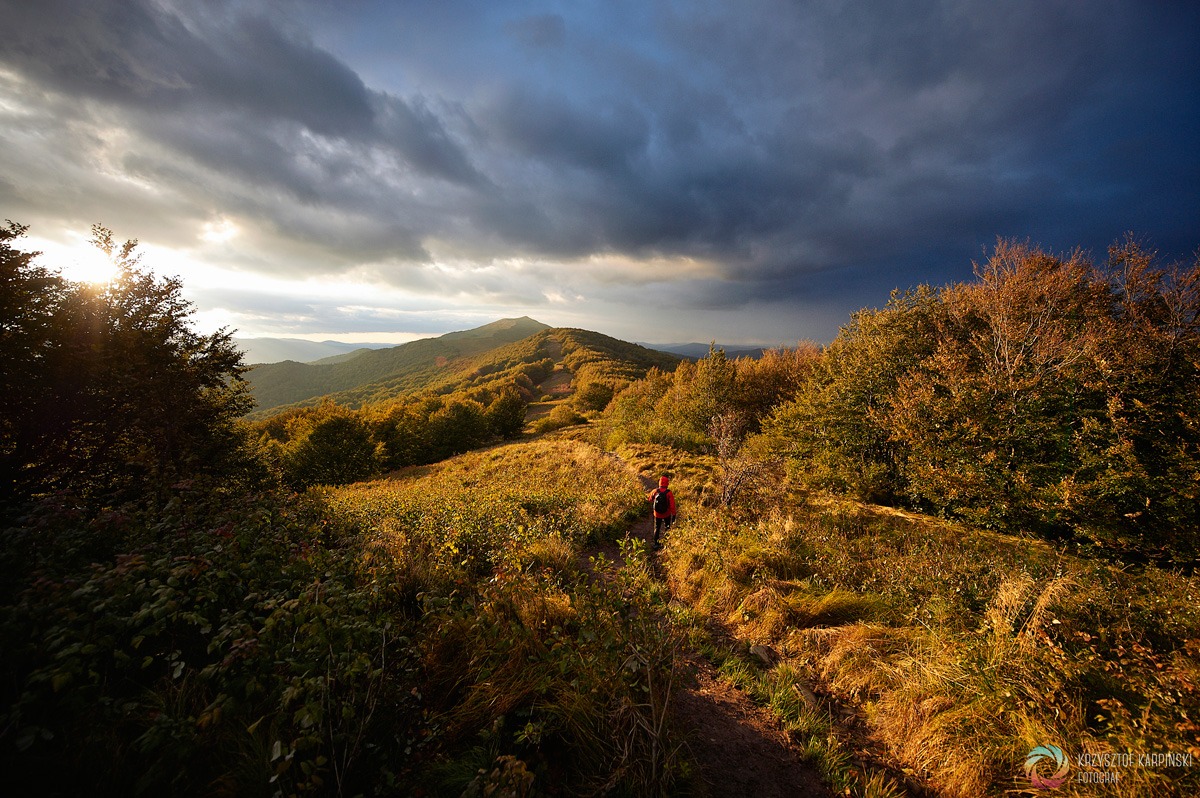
xmin=243 ymin=318 xmax=681 ymax=419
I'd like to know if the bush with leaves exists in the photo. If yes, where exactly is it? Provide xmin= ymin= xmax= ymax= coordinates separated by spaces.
xmin=531 ymin=403 xmax=586 ymax=434
xmin=762 ymin=287 xmax=940 ymax=503
xmin=765 ymin=237 xmax=1200 ymax=559
xmin=483 ymin=388 xmax=528 ymax=438
xmin=571 ymin=380 xmax=615 ymax=413
xmin=883 ymin=239 xmax=1200 ymax=554
xmin=0 ymin=487 xmax=424 ymax=797
xmin=606 ymin=345 xmax=822 ymax=458
xmin=273 ymin=403 xmax=381 ymax=489
xmin=730 ymin=344 xmax=821 ymax=431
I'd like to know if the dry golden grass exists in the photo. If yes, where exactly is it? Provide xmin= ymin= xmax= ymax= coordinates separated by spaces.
xmin=729 ymin=584 xmax=886 ymax=642
xmin=661 ymin=477 xmax=1200 ymax=797
xmin=328 ymin=437 xmax=685 ymax=794
xmin=522 ymin=533 xmax=577 ymax=575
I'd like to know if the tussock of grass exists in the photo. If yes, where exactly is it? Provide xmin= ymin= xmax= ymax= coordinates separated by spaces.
xmin=730 ymin=584 xmax=885 ymax=641
xmin=521 ymin=533 xmax=576 ymax=575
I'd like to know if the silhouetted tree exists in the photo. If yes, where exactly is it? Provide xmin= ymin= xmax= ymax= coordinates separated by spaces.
xmin=1 ymin=223 xmax=254 ymax=505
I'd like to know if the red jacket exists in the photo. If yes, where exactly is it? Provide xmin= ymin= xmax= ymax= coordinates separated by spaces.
xmin=647 ymin=487 xmax=677 ymax=518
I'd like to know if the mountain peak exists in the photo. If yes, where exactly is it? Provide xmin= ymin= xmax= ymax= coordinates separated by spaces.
xmin=481 ymin=316 xmax=547 ymax=329
xmin=440 ymin=317 xmax=549 ymax=341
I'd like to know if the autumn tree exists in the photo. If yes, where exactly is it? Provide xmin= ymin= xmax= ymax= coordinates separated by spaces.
xmin=602 ymin=367 xmax=673 ymax=447
xmin=764 ymin=286 xmax=940 ymax=502
xmin=878 ymin=238 xmax=1200 ymax=552
xmin=634 ymin=346 xmax=741 ymax=450
xmin=731 ymin=344 xmax=821 ymax=429
xmin=427 ymin=397 xmax=490 ymax=460
xmin=484 ymin=388 xmax=528 ymax=438
xmin=572 ymin=380 xmax=615 ymax=413
xmin=884 ymin=242 xmax=1105 ymax=529
xmin=1067 ymin=237 xmax=1200 ymax=549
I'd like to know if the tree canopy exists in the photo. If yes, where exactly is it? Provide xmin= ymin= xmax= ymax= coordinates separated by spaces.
xmin=0 ymin=223 xmax=254 ymax=506
xmin=765 ymin=238 xmax=1200 ymax=558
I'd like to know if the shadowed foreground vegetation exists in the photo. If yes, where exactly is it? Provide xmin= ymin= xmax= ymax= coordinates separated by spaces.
xmin=2 ymin=439 xmax=684 ymax=796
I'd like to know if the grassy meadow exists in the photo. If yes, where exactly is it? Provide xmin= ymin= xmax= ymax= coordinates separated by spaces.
xmin=631 ymin=441 xmax=1200 ymax=797
xmin=320 ymin=438 xmax=686 ymax=796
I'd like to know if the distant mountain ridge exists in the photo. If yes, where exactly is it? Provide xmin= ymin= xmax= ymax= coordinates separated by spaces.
xmin=641 ymin=342 xmax=767 ymax=359
xmin=233 ymin=337 xmax=395 ymax=365
xmin=245 ymin=317 xmax=551 ymax=415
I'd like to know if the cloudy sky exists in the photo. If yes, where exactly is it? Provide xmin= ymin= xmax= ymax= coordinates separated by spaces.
xmin=2 ymin=0 xmax=1197 ymax=345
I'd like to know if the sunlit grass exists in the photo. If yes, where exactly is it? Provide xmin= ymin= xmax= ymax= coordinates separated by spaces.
xmin=326 ymin=438 xmax=644 ymax=580
xmin=320 ymin=438 xmax=684 ymax=795
xmin=661 ymin=470 xmax=1200 ymax=797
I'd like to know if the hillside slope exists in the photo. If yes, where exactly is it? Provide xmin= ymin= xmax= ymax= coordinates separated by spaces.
xmin=245 ymin=317 xmax=550 ymax=414
xmin=251 ymin=326 xmax=682 ymax=421
xmin=244 ymin=319 xmax=682 ymax=419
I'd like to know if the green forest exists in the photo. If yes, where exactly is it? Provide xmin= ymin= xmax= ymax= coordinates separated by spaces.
xmin=2 ymin=221 xmax=1199 ymax=797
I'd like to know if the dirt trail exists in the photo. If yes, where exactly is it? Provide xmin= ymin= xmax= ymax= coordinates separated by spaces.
xmin=538 ymin=368 xmax=573 ymax=396
xmin=590 ymin=471 xmax=831 ymax=797
xmin=524 ymin=337 xmax=573 ymax=422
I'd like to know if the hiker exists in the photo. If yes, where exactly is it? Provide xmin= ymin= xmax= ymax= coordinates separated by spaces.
xmin=647 ymin=476 xmax=676 ymax=550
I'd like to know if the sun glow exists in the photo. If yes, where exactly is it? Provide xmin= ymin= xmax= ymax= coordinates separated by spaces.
xmin=200 ymin=218 xmax=238 ymax=244
xmin=28 ymin=234 xmax=125 ymax=285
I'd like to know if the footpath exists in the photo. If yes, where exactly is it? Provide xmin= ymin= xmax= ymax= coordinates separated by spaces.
xmin=583 ymin=470 xmax=832 ymax=797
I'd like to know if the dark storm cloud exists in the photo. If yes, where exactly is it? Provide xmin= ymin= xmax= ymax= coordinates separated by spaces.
xmin=655 ymin=1 xmax=1197 ymax=271
xmin=484 ymin=88 xmax=650 ymax=174
xmin=0 ymin=0 xmax=483 ymax=212
xmin=2 ymin=0 xmax=1197 ymax=341
xmin=0 ymin=0 xmax=370 ymax=132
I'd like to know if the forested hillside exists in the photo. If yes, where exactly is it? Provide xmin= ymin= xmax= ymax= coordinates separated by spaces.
xmin=245 ymin=316 xmax=551 ymax=414
xmin=233 ymin=337 xmax=390 ymax=365
xmin=242 ymin=324 xmax=681 ymax=489
xmin=3 ymin=224 xmax=1198 ymax=797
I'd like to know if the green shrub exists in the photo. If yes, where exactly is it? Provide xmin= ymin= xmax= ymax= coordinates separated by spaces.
xmin=280 ymin=408 xmax=381 ymax=488
xmin=532 ymin=404 xmax=586 ymax=434
xmin=0 ymin=490 xmax=423 ymax=797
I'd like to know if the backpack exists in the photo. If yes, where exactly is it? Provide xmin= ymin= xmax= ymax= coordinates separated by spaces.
xmin=653 ymin=488 xmax=672 ymax=515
